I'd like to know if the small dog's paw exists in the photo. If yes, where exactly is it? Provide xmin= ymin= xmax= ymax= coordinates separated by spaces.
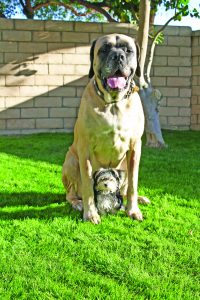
xmin=71 ymin=200 xmax=83 ymax=211
xmin=83 ymin=210 xmax=101 ymax=224
xmin=138 ymin=196 xmax=151 ymax=205
xmin=127 ymin=208 xmax=143 ymax=221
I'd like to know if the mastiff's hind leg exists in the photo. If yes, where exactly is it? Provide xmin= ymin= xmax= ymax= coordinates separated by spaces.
xmin=62 ymin=148 xmax=83 ymax=211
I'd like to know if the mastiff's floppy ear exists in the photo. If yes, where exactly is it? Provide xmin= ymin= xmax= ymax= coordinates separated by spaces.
xmin=88 ymin=39 xmax=97 ymax=79
xmin=135 ymin=40 xmax=141 ymax=78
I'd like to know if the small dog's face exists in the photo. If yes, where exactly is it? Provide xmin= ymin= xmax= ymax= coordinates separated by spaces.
xmin=93 ymin=168 xmax=125 ymax=215
xmin=89 ymin=34 xmax=140 ymax=103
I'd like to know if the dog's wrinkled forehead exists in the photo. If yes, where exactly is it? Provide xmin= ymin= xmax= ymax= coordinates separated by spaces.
xmin=94 ymin=34 xmax=136 ymax=57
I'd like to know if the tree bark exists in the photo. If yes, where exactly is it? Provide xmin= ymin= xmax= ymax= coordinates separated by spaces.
xmin=137 ymin=0 xmax=166 ymax=148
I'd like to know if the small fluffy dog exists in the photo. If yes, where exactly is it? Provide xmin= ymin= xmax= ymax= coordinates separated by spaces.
xmin=93 ymin=168 xmax=125 ymax=215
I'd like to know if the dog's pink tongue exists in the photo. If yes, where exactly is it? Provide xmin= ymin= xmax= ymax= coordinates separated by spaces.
xmin=107 ymin=77 xmax=126 ymax=89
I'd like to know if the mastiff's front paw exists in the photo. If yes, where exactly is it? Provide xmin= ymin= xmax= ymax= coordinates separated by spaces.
xmin=83 ymin=209 xmax=101 ymax=224
xmin=127 ymin=207 xmax=143 ymax=221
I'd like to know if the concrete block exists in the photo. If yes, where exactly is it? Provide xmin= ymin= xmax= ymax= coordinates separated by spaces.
xmin=167 ymin=97 xmax=190 ymax=107
xmin=75 ymin=65 xmax=90 ymax=75
xmin=63 ymin=54 xmax=90 ymax=65
xmin=159 ymin=106 xmax=179 ymax=116
xmin=49 ymin=86 xmax=76 ymax=97
xmin=20 ymin=86 xmax=48 ymax=97
xmin=4 ymin=53 xmax=35 ymax=64
xmin=62 ymin=32 xmax=89 ymax=43
xmin=167 ymin=77 xmax=190 ymax=87
xmin=192 ymin=46 xmax=200 ymax=56
xmin=1 ymin=87 xmax=20 ymax=96
xmin=193 ymin=66 xmax=200 ymax=76
xmin=179 ymin=67 xmax=192 ymax=77
xmin=50 ymin=107 xmax=76 ymax=118
xmin=0 ymin=41 xmax=17 ymax=52
xmin=151 ymin=77 xmax=166 ymax=86
xmin=168 ymin=57 xmax=191 ymax=67
xmin=0 ymin=97 xmax=5 ymax=108
xmin=168 ymin=36 xmax=191 ymax=46
xmin=154 ymin=67 xmax=178 ymax=76
xmin=63 ymin=75 xmax=88 ymax=86
xmin=153 ymin=56 xmax=167 ymax=66
xmin=168 ymin=116 xmax=190 ymax=125
xmin=32 ymin=64 xmax=48 ymax=75
xmin=34 ymin=53 xmax=62 ymax=64
xmin=192 ymin=86 xmax=200 ymax=96
xmin=7 ymin=119 xmax=35 ymax=129
xmin=48 ymin=43 xmax=75 ymax=53
xmin=191 ymin=114 xmax=197 ymax=124
xmin=180 ymin=47 xmax=191 ymax=57
xmin=0 ymin=108 xmax=20 ymax=119
xmin=45 ymin=20 xmax=73 ymax=31
xmin=6 ymin=75 xmax=35 ymax=86
xmin=0 ymin=76 xmax=5 ymax=85
xmin=19 ymin=42 xmax=47 ymax=53
xmin=191 ymin=96 xmax=198 ymax=105
xmin=5 ymin=97 xmax=33 ymax=108
xmin=33 ymin=31 xmax=61 ymax=42
xmin=155 ymin=46 xmax=179 ymax=56
xmin=192 ymin=76 xmax=199 ymax=86
xmin=49 ymin=64 xmax=75 ymax=75
xmin=179 ymin=27 xmax=192 ymax=36
xmin=21 ymin=108 xmax=48 ymax=118
xmin=34 ymin=97 xmax=62 ymax=107
xmin=161 ymin=87 xmax=179 ymax=97
xmin=0 ymin=19 xmax=14 ymax=29
xmin=35 ymin=75 xmax=63 ymax=86
xmin=36 ymin=118 xmax=63 ymax=129
xmin=103 ymin=23 xmax=129 ymax=34
xmin=0 ymin=120 xmax=6 ymax=129
xmin=75 ymin=22 xmax=102 ymax=32
xmin=63 ymin=97 xmax=81 ymax=107
xmin=180 ymin=88 xmax=191 ymax=98
xmin=3 ymin=30 xmax=31 ymax=42
xmin=90 ymin=33 xmax=104 ymax=42
xmin=192 ymin=105 xmax=200 ymax=114
xmin=15 ymin=19 xmax=44 ymax=30
xmin=76 ymin=45 xmax=91 ymax=54
xmin=179 ymin=107 xmax=191 ymax=117
xmin=64 ymin=118 xmax=76 ymax=129
xmin=76 ymin=87 xmax=85 ymax=97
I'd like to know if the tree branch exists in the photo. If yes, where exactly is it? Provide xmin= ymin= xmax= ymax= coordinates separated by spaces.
xmin=146 ymin=11 xmax=182 ymax=83
xmin=137 ymin=0 xmax=150 ymax=88
xmin=19 ymin=0 xmax=25 ymax=9
xmin=33 ymin=0 xmax=117 ymax=22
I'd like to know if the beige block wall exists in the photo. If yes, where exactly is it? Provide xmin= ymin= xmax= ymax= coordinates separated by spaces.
xmin=191 ymin=30 xmax=200 ymax=130
xmin=0 ymin=18 xmax=199 ymax=134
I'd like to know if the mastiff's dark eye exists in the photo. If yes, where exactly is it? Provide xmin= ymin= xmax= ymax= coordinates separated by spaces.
xmin=99 ymin=43 xmax=112 ymax=54
xmin=126 ymin=48 xmax=133 ymax=54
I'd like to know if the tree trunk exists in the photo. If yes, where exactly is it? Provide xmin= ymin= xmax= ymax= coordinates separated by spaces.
xmin=137 ymin=0 xmax=166 ymax=148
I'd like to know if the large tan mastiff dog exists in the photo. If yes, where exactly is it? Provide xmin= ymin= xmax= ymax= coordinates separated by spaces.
xmin=62 ymin=34 xmax=149 ymax=224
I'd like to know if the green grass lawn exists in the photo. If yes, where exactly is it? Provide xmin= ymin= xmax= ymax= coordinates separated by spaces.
xmin=0 ymin=131 xmax=199 ymax=300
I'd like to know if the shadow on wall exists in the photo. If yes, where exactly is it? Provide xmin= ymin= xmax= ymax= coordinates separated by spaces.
xmin=0 ymin=42 xmax=92 ymax=134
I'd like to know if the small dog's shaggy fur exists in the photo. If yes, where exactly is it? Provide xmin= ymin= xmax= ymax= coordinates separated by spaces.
xmin=93 ymin=168 xmax=125 ymax=215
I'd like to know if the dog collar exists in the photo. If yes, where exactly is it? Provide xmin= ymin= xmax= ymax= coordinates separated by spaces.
xmin=93 ymin=79 xmax=139 ymax=104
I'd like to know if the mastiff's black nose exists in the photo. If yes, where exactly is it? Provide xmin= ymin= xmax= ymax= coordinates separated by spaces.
xmin=111 ymin=51 xmax=126 ymax=63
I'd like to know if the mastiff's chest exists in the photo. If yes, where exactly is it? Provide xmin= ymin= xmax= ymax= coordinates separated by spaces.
xmin=86 ymin=100 xmax=138 ymax=166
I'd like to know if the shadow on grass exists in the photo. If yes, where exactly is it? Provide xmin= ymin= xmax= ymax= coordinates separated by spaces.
xmin=0 ymin=133 xmax=73 ymax=166
xmin=0 ymin=192 xmax=81 ymax=221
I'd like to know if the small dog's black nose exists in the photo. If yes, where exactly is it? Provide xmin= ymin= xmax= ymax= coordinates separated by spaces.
xmin=104 ymin=183 xmax=108 ymax=187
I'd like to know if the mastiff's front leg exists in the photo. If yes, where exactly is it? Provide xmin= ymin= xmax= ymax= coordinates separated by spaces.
xmin=126 ymin=139 xmax=143 ymax=221
xmin=78 ymin=147 xmax=101 ymax=224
